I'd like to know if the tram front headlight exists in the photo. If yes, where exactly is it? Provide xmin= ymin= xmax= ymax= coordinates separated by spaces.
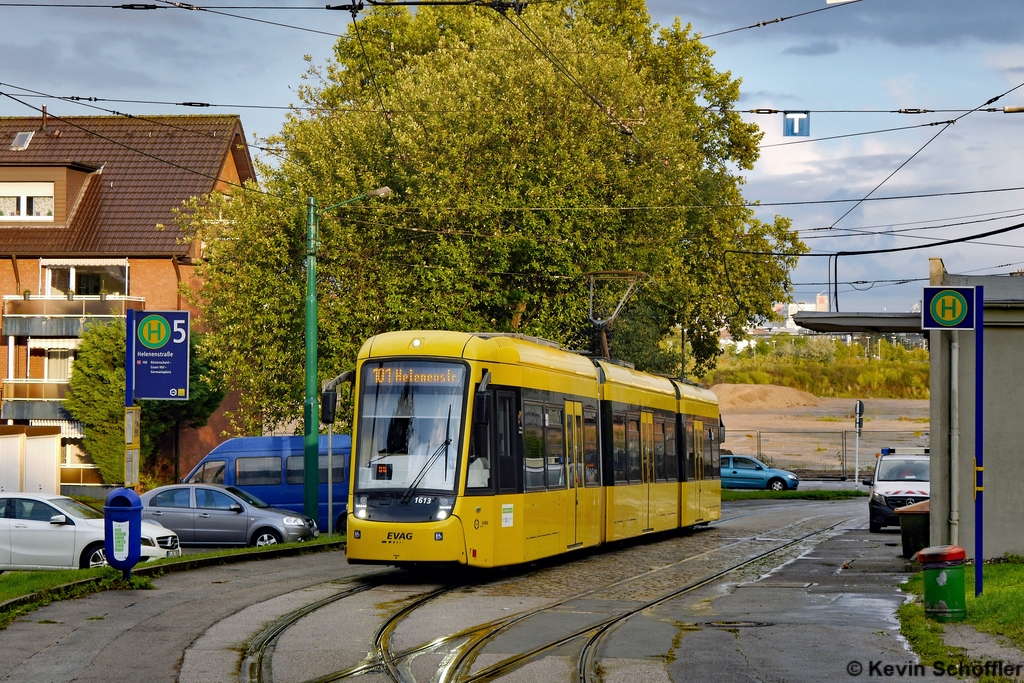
xmin=355 ymin=495 xmax=369 ymax=519
xmin=436 ymin=497 xmax=453 ymax=520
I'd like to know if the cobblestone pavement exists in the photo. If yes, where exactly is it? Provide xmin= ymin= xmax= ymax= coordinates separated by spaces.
xmin=0 ymin=499 xmax=900 ymax=683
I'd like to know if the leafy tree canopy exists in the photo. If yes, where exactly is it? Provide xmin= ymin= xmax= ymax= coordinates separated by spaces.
xmin=181 ymin=0 xmax=804 ymax=434
xmin=63 ymin=320 xmax=226 ymax=484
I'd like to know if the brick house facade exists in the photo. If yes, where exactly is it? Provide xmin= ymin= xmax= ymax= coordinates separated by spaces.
xmin=0 ymin=113 xmax=254 ymax=486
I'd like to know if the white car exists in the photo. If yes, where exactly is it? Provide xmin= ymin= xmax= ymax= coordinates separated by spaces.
xmin=0 ymin=493 xmax=181 ymax=570
xmin=864 ymin=452 xmax=930 ymax=533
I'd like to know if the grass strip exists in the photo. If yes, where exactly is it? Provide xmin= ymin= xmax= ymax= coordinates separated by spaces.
xmin=898 ymin=556 xmax=1024 ymax=681
xmin=0 ymin=535 xmax=345 ymax=626
xmin=721 ymin=489 xmax=868 ymax=501
xmin=0 ymin=571 xmax=152 ymax=630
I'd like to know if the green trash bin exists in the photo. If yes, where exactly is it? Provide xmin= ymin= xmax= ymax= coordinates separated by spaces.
xmin=918 ymin=545 xmax=966 ymax=623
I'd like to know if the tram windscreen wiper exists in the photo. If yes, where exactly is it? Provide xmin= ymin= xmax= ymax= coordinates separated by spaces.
xmin=400 ymin=438 xmax=451 ymax=504
xmin=400 ymin=405 xmax=452 ymax=505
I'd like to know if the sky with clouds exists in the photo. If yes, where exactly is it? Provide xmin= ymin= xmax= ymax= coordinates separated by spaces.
xmin=2 ymin=0 xmax=1022 ymax=313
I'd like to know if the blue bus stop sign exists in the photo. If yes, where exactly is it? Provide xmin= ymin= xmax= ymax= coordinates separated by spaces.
xmin=783 ymin=111 xmax=810 ymax=136
xmin=922 ymin=287 xmax=975 ymax=330
xmin=132 ymin=311 xmax=190 ymax=400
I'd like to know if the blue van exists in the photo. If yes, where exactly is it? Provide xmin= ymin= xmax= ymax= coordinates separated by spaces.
xmin=183 ymin=435 xmax=350 ymax=533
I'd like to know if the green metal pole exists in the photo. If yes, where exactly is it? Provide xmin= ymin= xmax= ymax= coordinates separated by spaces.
xmin=303 ymin=197 xmax=319 ymax=520
xmin=300 ymin=188 xmax=387 ymax=524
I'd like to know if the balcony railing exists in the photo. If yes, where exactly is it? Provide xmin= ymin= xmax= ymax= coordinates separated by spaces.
xmin=3 ymin=295 xmax=145 ymax=317
xmin=2 ymin=379 xmax=69 ymax=400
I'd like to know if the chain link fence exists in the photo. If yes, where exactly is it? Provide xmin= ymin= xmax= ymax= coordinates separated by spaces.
xmin=722 ymin=430 xmax=930 ymax=479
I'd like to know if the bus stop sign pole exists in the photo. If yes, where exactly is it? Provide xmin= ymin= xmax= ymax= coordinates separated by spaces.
xmin=975 ymin=286 xmax=984 ymax=596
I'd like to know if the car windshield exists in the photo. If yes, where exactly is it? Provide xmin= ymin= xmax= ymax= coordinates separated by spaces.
xmin=877 ymin=459 xmax=929 ymax=482
xmin=51 ymin=497 xmax=104 ymax=520
xmin=355 ymin=360 xmax=466 ymax=493
xmin=225 ymin=486 xmax=269 ymax=508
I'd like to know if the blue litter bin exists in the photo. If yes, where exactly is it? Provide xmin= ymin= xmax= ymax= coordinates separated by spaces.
xmin=104 ymin=488 xmax=143 ymax=579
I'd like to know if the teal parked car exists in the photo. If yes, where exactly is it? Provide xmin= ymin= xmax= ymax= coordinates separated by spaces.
xmin=721 ymin=456 xmax=799 ymax=491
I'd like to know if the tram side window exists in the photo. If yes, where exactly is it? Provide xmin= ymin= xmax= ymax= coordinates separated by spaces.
xmin=665 ymin=421 xmax=678 ymax=481
xmin=653 ymin=421 xmax=666 ymax=482
xmin=613 ymin=412 xmax=628 ymax=483
xmin=703 ymin=427 xmax=714 ymax=480
xmin=626 ymin=416 xmax=641 ymax=483
xmin=524 ymin=402 xmax=546 ymax=490
xmin=684 ymin=423 xmax=695 ymax=481
xmin=467 ymin=399 xmax=491 ymax=491
xmin=709 ymin=426 xmax=721 ymax=479
xmin=496 ymin=393 xmax=517 ymax=493
xmin=546 ymin=407 xmax=565 ymax=489
xmin=583 ymin=410 xmax=600 ymax=486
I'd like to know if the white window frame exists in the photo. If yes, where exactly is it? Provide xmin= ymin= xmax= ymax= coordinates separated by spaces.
xmin=0 ymin=182 xmax=55 ymax=222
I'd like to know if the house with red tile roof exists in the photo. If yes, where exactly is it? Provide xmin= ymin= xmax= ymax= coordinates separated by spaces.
xmin=0 ymin=112 xmax=255 ymax=488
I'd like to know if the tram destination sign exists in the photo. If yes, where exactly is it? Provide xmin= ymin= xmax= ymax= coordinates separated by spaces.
xmin=922 ymin=287 xmax=976 ymax=330
xmin=132 ymin=311 xmax=190 ymax=400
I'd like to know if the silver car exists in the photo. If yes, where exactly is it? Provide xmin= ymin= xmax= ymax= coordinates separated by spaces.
xmin=139 ymin=484 xmax=318 ymax=546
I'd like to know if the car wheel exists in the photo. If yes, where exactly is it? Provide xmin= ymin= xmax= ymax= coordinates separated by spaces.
xmin=80 ymin=542 xmax=107 ymax=569
xmin=251 ymin=529 xmax=282 ymax=547
xmin=335 ymin=514 xmax=347 ymax=534
xmin=767 ymin=478 xmax=787 ymax=492
xmin=870 ymin=521 xmax=882 ymax=533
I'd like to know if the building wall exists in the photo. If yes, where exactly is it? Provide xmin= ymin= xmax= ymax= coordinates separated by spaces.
xmin=930 ymin=306 xmax=1024 ymax=559
xmin=128 ymin=258 xmax=179 ymax=310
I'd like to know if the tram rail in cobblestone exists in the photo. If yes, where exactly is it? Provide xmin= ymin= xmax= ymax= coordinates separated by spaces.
xmin=242 ymin=501 xmax=854 ymax=683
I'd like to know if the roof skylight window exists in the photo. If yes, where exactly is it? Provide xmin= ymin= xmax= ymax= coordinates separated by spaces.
xmin=10 ymin=131 xmax=34 ymax=151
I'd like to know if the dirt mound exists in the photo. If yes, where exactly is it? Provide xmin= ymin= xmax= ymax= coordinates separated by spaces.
xmin=712 ymin=384 xmax=820 ymax=411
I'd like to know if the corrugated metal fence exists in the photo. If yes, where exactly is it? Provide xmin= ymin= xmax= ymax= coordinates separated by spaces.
xmin=722 ymin=430 xmax=930 ymax=479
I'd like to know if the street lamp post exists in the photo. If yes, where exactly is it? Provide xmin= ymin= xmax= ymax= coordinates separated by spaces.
xmin=303 ymin=187 xmax=392 ymax=521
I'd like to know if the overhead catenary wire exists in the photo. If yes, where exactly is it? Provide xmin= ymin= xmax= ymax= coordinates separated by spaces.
xmin=151 ymin=0 xmax=347 ymax=38
xmin=694 ymin=0 xmax=861 ymax=41
xmin=0 ymin=90 xmax=290 ymax=201
xmin=801 ymin=210 xmax=1024 ymax=242
xmin=826 ymin=79 xmax=1024 ymax=230
xmin=0 ymin=81 xmax=285 ymax=158
xmin=760 ymin=119 xmax=956 ymax=148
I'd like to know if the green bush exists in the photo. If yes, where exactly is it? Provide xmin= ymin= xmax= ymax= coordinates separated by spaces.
xmin=706 ymin=337 xmax=929 ymax=399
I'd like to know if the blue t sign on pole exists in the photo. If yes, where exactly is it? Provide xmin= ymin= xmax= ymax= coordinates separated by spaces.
xmin=131 ymin=311 xmax=190 ymax=401
xmin=783 ymin=111 xmax=810 ymax=136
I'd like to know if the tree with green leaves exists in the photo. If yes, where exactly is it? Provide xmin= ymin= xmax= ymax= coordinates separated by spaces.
xmin=180 ymin=0 xmax=804 ymax=434
xmin=63 ymin=320 xmax=226 ymax=485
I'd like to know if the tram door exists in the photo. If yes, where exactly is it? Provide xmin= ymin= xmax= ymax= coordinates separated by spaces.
xmin=564 ymin=401 xmax=584 ymax=548
xmin=693 ymin=420 xmax=705 ymax=522
xmin=641 ymin=411 xmax=654 ymax=532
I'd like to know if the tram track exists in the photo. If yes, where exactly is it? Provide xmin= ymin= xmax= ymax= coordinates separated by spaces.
xmin=249 ymin=505 xmax=856 ymax=679
xmin=446 ymin=516 xmax=850 ymax=683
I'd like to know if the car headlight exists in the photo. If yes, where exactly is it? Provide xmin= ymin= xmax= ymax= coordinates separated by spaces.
xmin=282 ymin=516 xmax=307 ymax=527
xmin=787 ymin=474 xmax=798 ymax=479
xmin=141 ymin=537 xmax=155 ymax=547
xmin=872 ymin=492 xmax=886 ymax=505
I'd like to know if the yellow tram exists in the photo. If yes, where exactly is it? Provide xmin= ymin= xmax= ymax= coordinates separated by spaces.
xmin=346 ymin=331 xmax=721 ymax=568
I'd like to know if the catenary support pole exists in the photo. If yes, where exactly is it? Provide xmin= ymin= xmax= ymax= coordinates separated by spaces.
xmin=328 ymin=423 xmax=333 ymax=536
xmin=303 ymin=197 xmax=320 ymax=520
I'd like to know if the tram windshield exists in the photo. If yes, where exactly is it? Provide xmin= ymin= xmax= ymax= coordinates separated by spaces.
xmin=355 ymin=360 xmax=466 ymax=493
